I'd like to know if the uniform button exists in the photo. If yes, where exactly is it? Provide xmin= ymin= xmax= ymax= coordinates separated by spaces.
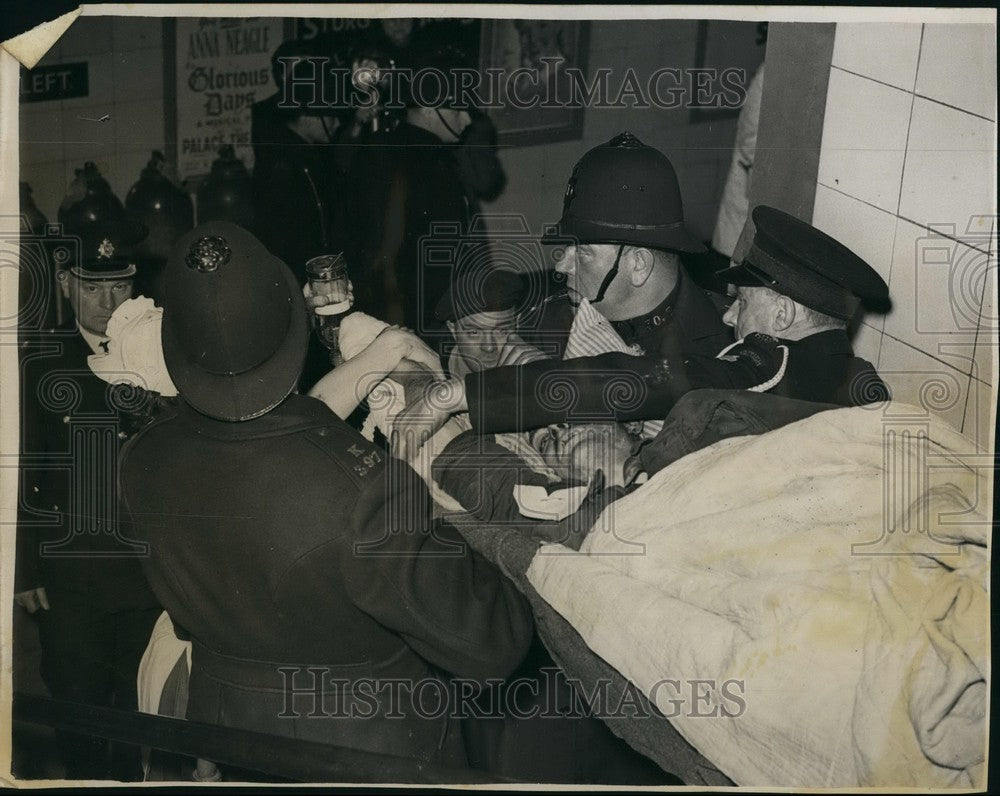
xmin=316 ymin=428 xmax=329 ymax=437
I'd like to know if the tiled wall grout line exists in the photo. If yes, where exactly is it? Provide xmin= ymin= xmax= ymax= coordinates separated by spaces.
xmin=830 ymin=64 xmax=914 ymax=96
xmin=895 ymin=91 xmax=918 ymax=219
xmin=910 ymin=24 xmax=924 ymax=94
xmin=911 ymin=91 xmax=997 ymax=124
xmin=881 ymin=328 xmax=979 ymax=377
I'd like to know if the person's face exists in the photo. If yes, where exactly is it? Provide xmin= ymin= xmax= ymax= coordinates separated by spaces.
xmin=60 ymin=273 xmax=134 ymax=336
xmin=531 ymin=422 xmax=639 ymax=486
xmin=553 ymin=244 xmax=627 ymax=310
xmin=447 ymin=309 xmax=517 ymax=371
xmin=381 ymin=19 xmax=414 ymax=47
xmin=723 ymin=285 xmax=780 ymax=340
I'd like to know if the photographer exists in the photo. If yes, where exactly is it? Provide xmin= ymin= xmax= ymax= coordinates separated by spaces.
xmin=343 ymin=33 xmax=505 ymax=338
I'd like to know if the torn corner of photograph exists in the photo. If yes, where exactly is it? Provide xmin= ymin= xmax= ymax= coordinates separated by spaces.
xmin=0 ymin=9 xmax=81 ymax=69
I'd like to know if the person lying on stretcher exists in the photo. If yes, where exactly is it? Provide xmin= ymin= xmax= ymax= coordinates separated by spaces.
xmin=431 ymin=420 xmax=646 ymax=550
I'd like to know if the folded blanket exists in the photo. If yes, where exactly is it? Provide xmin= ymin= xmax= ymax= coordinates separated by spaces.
xmin=527 ymin=402 xmax=989 ymax=787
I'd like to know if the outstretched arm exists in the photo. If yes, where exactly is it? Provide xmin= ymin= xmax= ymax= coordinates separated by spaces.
xmin=308 ymin=327 xmax=444 ymax=419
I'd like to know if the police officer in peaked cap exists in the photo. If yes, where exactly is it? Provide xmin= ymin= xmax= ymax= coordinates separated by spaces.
xmin=697 ymin=204 xmax=891 ymax=405
xmin=15 ymin=210 xmax=160 ymax=780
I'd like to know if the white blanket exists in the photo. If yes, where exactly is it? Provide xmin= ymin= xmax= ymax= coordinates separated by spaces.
xmin=527 ymin=404 xmax=989 ymax=787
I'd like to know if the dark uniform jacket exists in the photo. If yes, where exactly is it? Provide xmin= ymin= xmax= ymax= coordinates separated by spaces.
xmin=676 ymin=329 xmax=889 ymax=405
xmin=16 ymin=328 xmax=159 ymax=611
xmin=119 ymin=394 xmax=533 ymax=765
xmin=469 ymin=324 xmax=887 ymax=433
xmin=466 ymin=267 xmax=734 ymax=433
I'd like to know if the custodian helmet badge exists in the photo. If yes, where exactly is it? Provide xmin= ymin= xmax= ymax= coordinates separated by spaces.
xmin=185 ymin=235 xmax=232 ymax=273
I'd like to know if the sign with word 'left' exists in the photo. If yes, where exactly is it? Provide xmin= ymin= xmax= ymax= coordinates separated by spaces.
xmin=21 ymin=63 xmax=89 ymax=103
xmin=175 ymin=17 xmax=284 ymax=179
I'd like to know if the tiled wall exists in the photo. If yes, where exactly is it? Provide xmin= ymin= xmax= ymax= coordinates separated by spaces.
xmin=20 ymin=16 xmax=167 ymax=223
xmin=812 ymin=23 xmax=996 ymax=448
xmin=485 ymin=19 xmax=750 ymax=244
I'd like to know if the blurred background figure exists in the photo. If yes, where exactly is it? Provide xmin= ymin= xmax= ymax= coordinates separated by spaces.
xmin=250 ymin=37 xmax=350 ymax=285
xmin=344 ymin=29 xmax=506 ymax=339
xmin=710 ymin=61 xmax=765 ymax=267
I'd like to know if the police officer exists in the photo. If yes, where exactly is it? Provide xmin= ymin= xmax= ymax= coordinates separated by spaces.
xmin=118 ymin=222 xmax=533 ymax=773
xmin=15 ymin=212 xmax=161 ymax=780
xmin=682 ymin=204 xmax=891 ymax=405
xmin=580 ymin=204 xmax=892 ymax=415
xmin=392 ymin=131 xmax=733 ymax=443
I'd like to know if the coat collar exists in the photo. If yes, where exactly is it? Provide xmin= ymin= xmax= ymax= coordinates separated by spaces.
xmin=610 ymin=265 xmax=729 ymax=348
xmin=172 ymin=393 xmax=338 ymax=441
xmin=785 ymin=328 xmax=854 ymax=356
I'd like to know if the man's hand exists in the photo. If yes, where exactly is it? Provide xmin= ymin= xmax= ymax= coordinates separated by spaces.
xmin=374 ymin=326 xmax=445 ymax=381
xmin=303 ymin=280 xmax=355 ymax=313
xmin=496 ymin=334 xmax=549 ymax=367
xmin=390 ymin=377 xmax=466 ymax=462
xmin=14 ymin=587 xmax=49 ymax=614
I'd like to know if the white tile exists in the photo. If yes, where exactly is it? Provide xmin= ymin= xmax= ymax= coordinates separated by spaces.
xmin=878 ymin=335 xmax=970 ymax=432
xmin=811 ymin=184 xmax=897 ymax=299
xmin=971 ymin=256 xmax=997 ymax=385
xmin=58 ymin=17 xmax=113 ymax=58
xmin=832 ymin=22 xmax=922 ymax=91
xmin=112 ymin=16 xmax=164 ymax=52
xmin=851 ymin=320 xmax=883 ymax=365
xmin=899 ymin=98 xmax=996 ymax=251
xmin=817 ymin=69 xmax=912 ymax=213
xmin=884 ymin=218 xmax=983 ymax=360
xmin=916 ymin=23 xmax=997 ymax=121
xmin=113 ymin=50 xmax=165 ymax=103
xmin=961 ymin=374 xmax=995 ymax=451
